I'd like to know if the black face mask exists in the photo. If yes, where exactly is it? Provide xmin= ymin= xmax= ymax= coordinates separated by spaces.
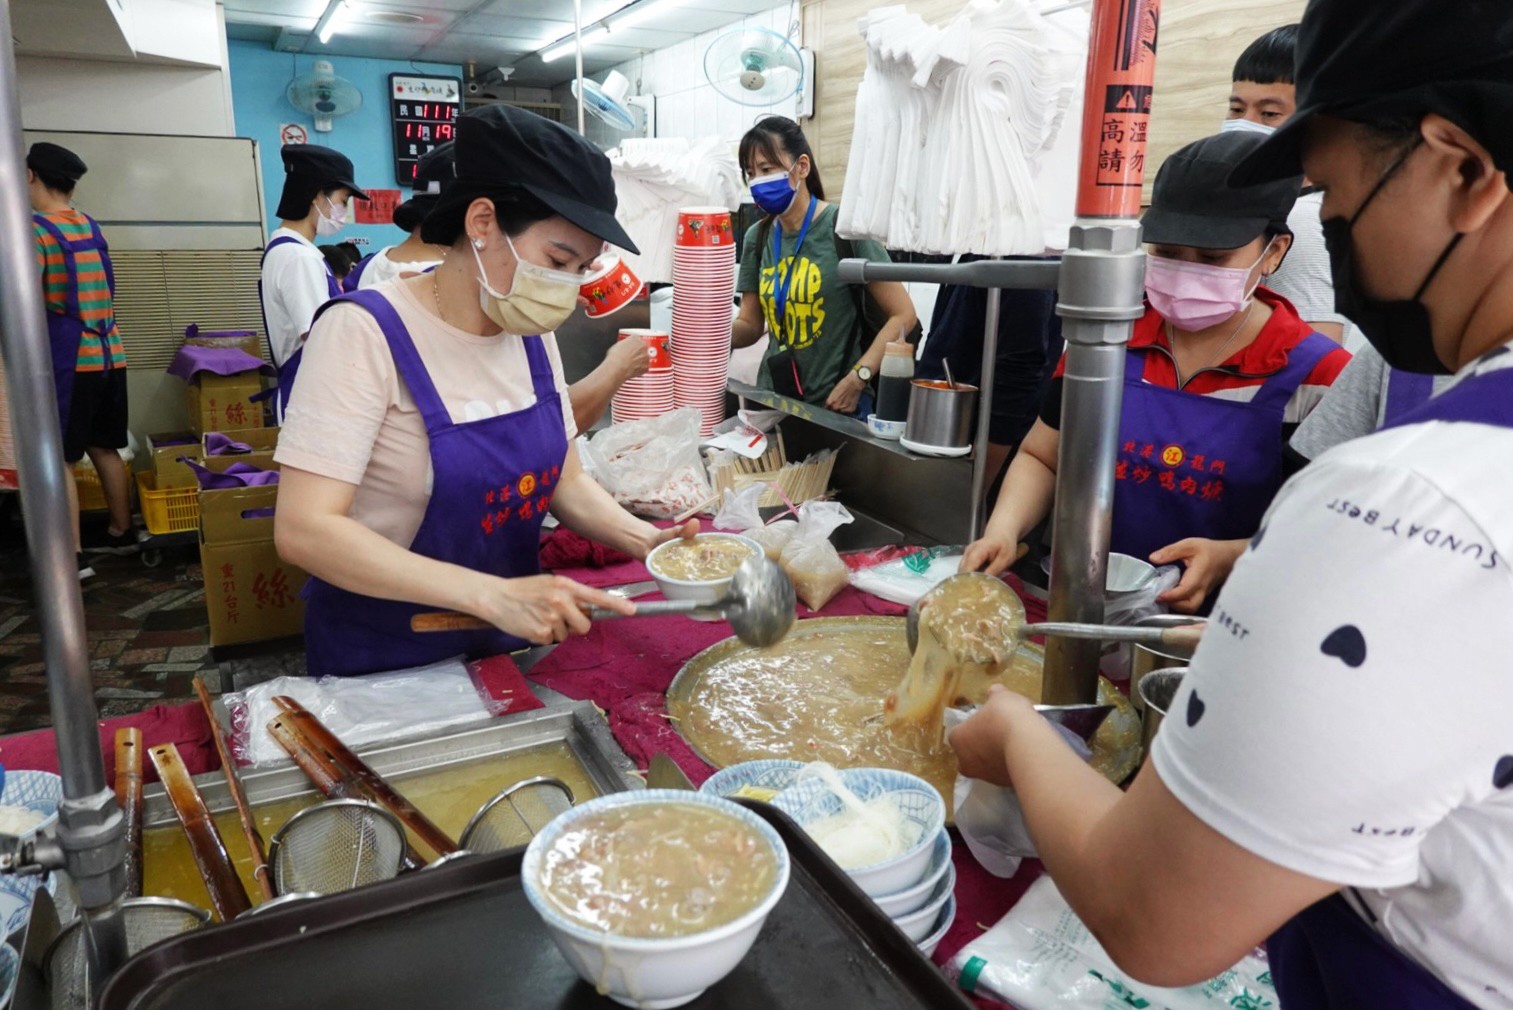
xmin=1321 ymin=140 xmax=1463 ymax=375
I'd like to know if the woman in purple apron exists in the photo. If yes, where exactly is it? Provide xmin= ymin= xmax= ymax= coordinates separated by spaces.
xmin=947 ymin=3 xmax=1513 ymax=1006
xmin=273 ymin=104 xmax=693 ymax=679
xmin=965 ymin=130 xmax=1349 ymax=614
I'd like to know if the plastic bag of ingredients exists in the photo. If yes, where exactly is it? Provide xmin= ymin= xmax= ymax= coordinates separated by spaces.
xmin=224 ymin=658 xmax=509 ymax=766
xmin=581 ymin=407 xmax=714 ymax=519
xmin=948 ymin=875 xmax=1276 ymax=1010
xmin=780 ymin=501 xmax=854 ymax=611
xmin=712 ymin=483 xmax=796 ymax=560
xmin=849 ymin=546 xmax=963 ymax=606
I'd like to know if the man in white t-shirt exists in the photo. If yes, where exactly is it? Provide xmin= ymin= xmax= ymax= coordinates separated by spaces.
xmin=949 ymin=2 xmax=1513 ymax=1007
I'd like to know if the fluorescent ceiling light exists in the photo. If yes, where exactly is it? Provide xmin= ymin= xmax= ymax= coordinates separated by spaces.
xmin=611 ymin=0 xmax=682 ymax=31
xmin=539 ymin=23 xmax=608 ymax=63
xmin=314 ymin=0 xmax=352 ymax=45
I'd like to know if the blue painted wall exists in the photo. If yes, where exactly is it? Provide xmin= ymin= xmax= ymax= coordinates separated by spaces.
xmin=226 ymin=40 xmax=462 ymax=250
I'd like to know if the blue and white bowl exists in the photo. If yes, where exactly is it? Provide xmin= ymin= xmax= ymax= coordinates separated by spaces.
xmin=892 ymin=861 xmax=956 ymax=942
xmin=0 ymin=941 xmax=17 ymax=1008
xmin=0 ymin=771 xmax=62 ymax=840
xmin=699 ymin=761 xmax=804 ymax=800
xmin=0 ymin=871 xmax=56 ymax=939
xmin=873 ymin=828 xmax=952 ymax=918
xmin=772 ymin=767 xmax=945 ymax=897
xmin=917 ymin=894 xmax=957 ymax=958
xmin=522 ymin=789 xmax=791 ymax=1009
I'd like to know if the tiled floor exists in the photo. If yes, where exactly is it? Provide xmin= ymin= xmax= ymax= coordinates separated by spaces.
xmin=0 ymin=502 xmax=226 ymax=734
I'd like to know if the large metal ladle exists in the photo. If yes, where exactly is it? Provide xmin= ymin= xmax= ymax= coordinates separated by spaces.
xmin=410 ymin=557 xmax=797 ymax=648
xmin=905 ymin=572 xmax=1204 ymax=658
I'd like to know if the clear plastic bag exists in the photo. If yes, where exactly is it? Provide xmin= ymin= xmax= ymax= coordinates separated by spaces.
xmin=224 ymin=658 xmax=507 ymax=766
xmin=848 ymin=548 xmax=963 ymax=606
xmin=1101 ymin=565 xmax=1181 ymax=680
xmin=581 ymin=407 xmax=714 ymax=519
xmin=779 ymin=501 xmax=854 ymax=611
xmin=745 ymin=520 xmax=797 ymax=561
xmin=711 ymin=484 xmax=765 ymax=530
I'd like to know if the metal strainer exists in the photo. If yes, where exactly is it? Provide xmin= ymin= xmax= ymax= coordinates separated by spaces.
xmin=458 ymin=777 xmax=574 ymax=854
xmin=266 ymin=799 xmax=407 ymax=896
xmin=44 ymin=897 xmax=210 ymax=1010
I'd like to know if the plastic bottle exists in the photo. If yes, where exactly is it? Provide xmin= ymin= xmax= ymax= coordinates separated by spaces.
xmin=876 ymin=341 xmax=915 ymax=423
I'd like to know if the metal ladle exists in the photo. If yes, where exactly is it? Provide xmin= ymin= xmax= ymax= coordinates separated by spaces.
xmin=905 ymin=572 xmax=1205 ymax=658
xmin=410 ymin=557 xmax=798 ymax=648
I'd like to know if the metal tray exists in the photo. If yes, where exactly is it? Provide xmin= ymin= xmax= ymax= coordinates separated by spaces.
xmin=99 ymin=802 xmax=974 ymax=1010
xmin=667 ymin=616 xmax=1142 ymax=784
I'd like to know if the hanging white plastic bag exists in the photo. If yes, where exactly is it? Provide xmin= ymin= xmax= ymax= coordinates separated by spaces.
xmin=779 ymin=501 xmax=854 ymax=611
xmin=581 ymin=407 xmax=714 ymax=519
xmin=711 ymin=483 xmax=765 ymax=530
xmin=849 ymin=547 xmax=963 ymax=606
xmin=948 ymin=875 xmax=1276 ymax=1010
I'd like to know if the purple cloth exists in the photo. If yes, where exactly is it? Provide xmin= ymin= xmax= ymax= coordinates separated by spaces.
xmin=204 ymin=432 xmax=254 ymax=455
xmin=167 ymin=346 xmax=273 ymax=382
xmin=183 ymin=458 xmax=280 ymax=489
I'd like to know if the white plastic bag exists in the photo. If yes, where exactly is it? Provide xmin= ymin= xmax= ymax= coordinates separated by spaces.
xmin=224 ymin=658 xmax=502 ymax=766
xmin=948 ymin=875 xmax=1277 ymax=1010
xmin=849 ymin=548 xmax=963 ymax=606
xmin=581 ymin=407 xmax=714 ymax=519
xmin=712 ymin=484 xmax=765 ymax=530
xmin=1101 ymin=565 xmax=1181 ymax=680
xmin=780 ymin=501 xmax=854 ymax=611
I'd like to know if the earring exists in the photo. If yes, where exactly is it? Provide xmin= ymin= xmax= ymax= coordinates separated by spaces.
xmin=473 ymin=238 xmax=485 ymax=250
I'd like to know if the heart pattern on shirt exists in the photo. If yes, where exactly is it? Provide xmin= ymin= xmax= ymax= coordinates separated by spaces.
xmin=1186 ymin=690 xmax=1205 ymax=727
xmin=1494 ymin=755 xmax=1513 ymax=790
xmin=1320 ymin=625 xmax=1368 ymax=668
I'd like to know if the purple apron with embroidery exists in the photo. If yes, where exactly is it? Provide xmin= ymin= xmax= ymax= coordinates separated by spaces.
xmin=1110 ymin=332 xmax=1336 ymax=563
xmin=299 ymin=289 xmax=567 ymax=678
xmin=257 ymin=235 xmax=341 ymax=420
xmin=33 ymin=213 xmax=115 ymax=429
xmin=1265 ymin=361 xmax=1513 ymax=1010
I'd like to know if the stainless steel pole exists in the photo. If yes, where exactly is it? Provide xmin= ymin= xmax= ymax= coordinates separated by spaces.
xmin=574 ymin=0 xmax=586 ymax=137
xmin=0 ymin=0 xmax=127 ymax=974
xmin=967 ymin=283 xmax=1004 ymax=538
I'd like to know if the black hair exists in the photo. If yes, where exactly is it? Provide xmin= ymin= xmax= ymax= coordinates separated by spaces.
xmin=319 ymin=244 xmax=352 ymax=278
xmin=739 ymin=116 xmax=825 ymax=199
xmin=424 ymin=188 xmax=557 ymax=247
xmin=1233 ymin=24 xmax=1299 ymax=85
xmin=32 ymin=169 xmax=76 ymax=196
xmin=392 ymin=201 xmax=422 ymax=234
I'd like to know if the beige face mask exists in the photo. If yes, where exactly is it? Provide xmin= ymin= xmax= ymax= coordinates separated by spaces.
xmin=470 ymin=233 xmax=581 ymax=334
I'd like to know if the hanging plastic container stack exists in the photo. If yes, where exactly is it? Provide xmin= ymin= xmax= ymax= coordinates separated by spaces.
xmin=670 ymin=207 xmax=738 ymax=436
xmin=610 ymin=329 xmax=674 ymax=424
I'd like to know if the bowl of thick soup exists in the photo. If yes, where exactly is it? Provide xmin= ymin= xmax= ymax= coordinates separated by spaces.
xmin=522 ymin=790 xmax=790 ymax=1009
xmin=646 ymin=533 xmax=762 ymax=613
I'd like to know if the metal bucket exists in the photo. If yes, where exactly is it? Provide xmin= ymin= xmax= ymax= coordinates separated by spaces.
xmin=904 ymin=380 xmax=978 ymax=449
xmin=1137 ymin=668 xmax=1185 ymax=756
xmin=1131 ymin=640 xmax=1190 ymax=712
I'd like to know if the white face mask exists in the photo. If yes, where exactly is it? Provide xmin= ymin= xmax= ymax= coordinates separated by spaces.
xmin=471 ymin=232 xmax=583 ymax=335
xmin=315 ymin=195 xmax=348 ymax=237
xmin=1220 ymin=117 xmax=1277 ymax=137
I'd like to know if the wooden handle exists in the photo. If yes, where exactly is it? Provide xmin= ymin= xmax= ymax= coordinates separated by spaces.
xmin=114 ymin=728 xmax=143 ymax=899
xmin=148 ymin=743 xmax=252 ymax=921
xmin=272 ymin=697 xmax=459 ymax=857
xmin=410 ymin=611 xmax=492 ymax=633
xmin=195 ymin=677 xmax=274 ymax=902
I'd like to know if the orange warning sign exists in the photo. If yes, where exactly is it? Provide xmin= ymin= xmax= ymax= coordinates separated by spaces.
xmin=1076 ymin=0 xmax=1162 ymax=218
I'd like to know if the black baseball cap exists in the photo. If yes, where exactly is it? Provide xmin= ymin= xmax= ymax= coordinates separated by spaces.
xmin=1233 ymin=0 xmax=1513 ymax=185
xmin=421 ymin=104 xmax=638 ymax=253
xmin=27 ymin=142 xmax=87 ymax=182
xmin=275 ymin=143 xmax=369 ymax=220
xmin=1142 ymin=132 xmax=1302 ymax=249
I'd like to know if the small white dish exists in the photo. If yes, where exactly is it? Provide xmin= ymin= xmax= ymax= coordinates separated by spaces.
xmin=866 ymin=414 xmax=906 ymax=440
xmin=899 ymin=437 xmax=972 ymax=458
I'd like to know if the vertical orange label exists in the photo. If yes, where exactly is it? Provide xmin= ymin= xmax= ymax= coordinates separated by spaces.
xmin=1076 ymin=0 xmax=1161 ymax=218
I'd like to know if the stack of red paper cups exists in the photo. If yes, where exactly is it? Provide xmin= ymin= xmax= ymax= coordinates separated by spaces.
xmin=671 ymin=206 xmax=738 ymax=436
xmin=610 ymin=329 xmax=673 ymax=424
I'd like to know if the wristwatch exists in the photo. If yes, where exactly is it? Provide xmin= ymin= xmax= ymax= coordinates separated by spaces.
xmin=853 ymin=364 xmax=874 ymax=383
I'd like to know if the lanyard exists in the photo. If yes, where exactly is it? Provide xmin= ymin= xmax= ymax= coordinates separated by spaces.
xmin=771 ymin=196 xmax=818 ymax=342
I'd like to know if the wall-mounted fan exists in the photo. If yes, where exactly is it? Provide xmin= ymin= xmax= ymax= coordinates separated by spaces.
xmin=704 ymin=27 xmax=806 ymax=107
xmin=573 ymin=70 xmax=637 ymax=131
xmin=286 ymin=60 xmax=363 ymax=132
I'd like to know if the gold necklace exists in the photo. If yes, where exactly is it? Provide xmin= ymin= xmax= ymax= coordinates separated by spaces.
xmin=432 ymin=272 xmax=446 ymax=325
xmin=1169 ymin=301 xmax=1256 ymax=388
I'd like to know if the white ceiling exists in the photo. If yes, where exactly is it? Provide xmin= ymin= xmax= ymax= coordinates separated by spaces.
xmin=222 ymin=0 xmax=789 ymax=87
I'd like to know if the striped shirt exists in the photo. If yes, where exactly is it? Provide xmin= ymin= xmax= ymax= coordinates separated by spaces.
xmin=34 ymin=209 xmax=125 ymax=372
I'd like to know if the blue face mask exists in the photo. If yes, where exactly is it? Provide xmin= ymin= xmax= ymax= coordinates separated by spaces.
xmin=749 ymin=168 xmax=798 ymax=215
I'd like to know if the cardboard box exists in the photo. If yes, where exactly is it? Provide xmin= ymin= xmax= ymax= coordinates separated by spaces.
xmin=148 ymin=431 xmax=205 ymax=490
xmin=199 ymin=484 xmax=306 ymax=647
xmin=203 ymin=428 xmax=279 ymax=454
xmin=201 ymin=428 xmax=280 ymax=476
xmin=186 ymin=373 xmax=265 ymax=435
xmin=183 ymin=329 xmax=261 ymax=360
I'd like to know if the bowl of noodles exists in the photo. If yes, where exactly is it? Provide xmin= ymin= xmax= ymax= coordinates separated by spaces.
xmin=646 ymin=534 xmax=762 ymax=613
xmin=522 ymin=789 xmax=790 ymax=1009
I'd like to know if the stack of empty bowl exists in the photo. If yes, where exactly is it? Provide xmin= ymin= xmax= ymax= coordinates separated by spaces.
xmin=772 ymin=767 xmax=957 ymax=956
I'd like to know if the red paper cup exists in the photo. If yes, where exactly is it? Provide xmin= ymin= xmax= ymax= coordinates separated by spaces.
xmin=617 ymin=328 xmax=672 ymax=370
xmin=580 ymin=255 xmax=643 ymax=319
xmin=676 ymin=207 xmax=735 ymax=248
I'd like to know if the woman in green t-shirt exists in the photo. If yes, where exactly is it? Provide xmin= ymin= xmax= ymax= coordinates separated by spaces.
xmin=731 ymin=117 xmax=917 ymax=414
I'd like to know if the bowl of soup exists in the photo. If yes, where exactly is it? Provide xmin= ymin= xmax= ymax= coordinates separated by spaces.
xmin=646 ymin=534 xmax=762 ymax=613
xmin=522 ymin=789 xmax=790 ymax=1009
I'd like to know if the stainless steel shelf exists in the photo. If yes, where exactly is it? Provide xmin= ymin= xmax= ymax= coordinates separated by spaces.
xmin=727 ymin=380 xmax=972 ymax=463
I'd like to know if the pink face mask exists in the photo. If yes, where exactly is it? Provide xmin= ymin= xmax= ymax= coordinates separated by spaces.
xmin=1145 ymin=242 xmax=1272 ymax=331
